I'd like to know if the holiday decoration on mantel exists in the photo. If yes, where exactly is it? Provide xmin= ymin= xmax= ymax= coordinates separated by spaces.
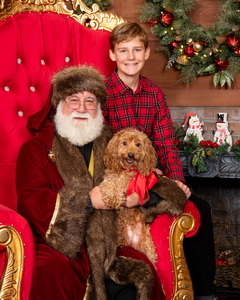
xmin=139 ymin=0 xmax=240 ymax=87
xmin=182 ymin=112 xmax=204 ymax=143
xmin=213 ymin=113 xmax=232 ymax=150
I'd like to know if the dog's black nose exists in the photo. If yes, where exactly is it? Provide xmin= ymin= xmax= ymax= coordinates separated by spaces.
xmin=128 ymin=153 xmax=134 ymax=159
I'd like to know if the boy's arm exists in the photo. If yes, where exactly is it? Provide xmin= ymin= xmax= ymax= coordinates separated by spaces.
xmin=152 ymin=91 xmax=185 ymax=182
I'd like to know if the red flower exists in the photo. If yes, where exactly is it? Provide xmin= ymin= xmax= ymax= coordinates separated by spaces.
xmin=147 ymin=18 xmax=158 ymax=27
xmin=211 ymin=142 xmax=219 ymax=149
xmin=205 ymin=140 xmax=213 ymax=147
xmin=214 ymin=58 xmax=229 ymax=71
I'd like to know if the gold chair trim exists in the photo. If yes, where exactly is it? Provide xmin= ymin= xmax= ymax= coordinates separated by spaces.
xmin=0 ymin=225 xmax=24 ymax=300
xmin=170 ymin=213 xmax=196 ymax=300
xmin=0 ymin=0 xmax=126 ymax=31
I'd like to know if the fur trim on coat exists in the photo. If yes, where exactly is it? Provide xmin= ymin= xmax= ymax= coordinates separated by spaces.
xmin=45 ymin=125 xmax=112 ymax=258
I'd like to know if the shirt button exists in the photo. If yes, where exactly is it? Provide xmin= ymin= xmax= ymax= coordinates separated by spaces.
xmin=17 ymin=58 xmax=22 ymax=64
xmin=18 ymin=111 xmax=24 ymax=117
xmin=4 ymin=86 xmax=10 ymax=91
xmin=30 ymin=86 xmax=35 ymax=92
xmin=41 ymin=59 xmax=45 ymax=65
xmin=65 ymin=57 xmax=70 ymax=63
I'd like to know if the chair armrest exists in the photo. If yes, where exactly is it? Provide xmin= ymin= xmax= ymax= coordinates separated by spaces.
xmin=150 ymin=200 xmax=201 ymax=300
xmin=170 ymin=213 xmax=196 ymax=300
xmin=0 ymin=204 xmax=35 ymax=300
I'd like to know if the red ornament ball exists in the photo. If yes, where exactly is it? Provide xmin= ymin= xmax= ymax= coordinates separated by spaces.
xmin=184 ymin=45 xmax=195 ymax=57
xmin=200 ymin=141 xmax=206 ymax=147
xmin=168 ymin=41 xmax=179 ymax=52
xmin=226 ymin=35 xmax=240 ymax=48
xmin=214 ymin=58 xmax=229 ymax=71
xmin=160 ymin=12 xmax=174 ymax=27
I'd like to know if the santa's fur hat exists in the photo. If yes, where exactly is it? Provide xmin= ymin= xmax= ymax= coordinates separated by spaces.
xmin=51 ymin=65 xmax=107 ymax=107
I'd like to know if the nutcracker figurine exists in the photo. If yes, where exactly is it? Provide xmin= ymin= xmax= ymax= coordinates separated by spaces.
xmin=182 ymin=112 xmax=204 ymax=142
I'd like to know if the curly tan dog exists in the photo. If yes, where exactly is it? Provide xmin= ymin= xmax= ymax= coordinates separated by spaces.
xmin=100 ymin=127 xmax=187 ymax=266
xmin=85 ymin=128 xmax=187 ymax=300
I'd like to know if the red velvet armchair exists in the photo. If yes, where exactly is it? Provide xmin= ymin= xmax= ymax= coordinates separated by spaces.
xmin=0 ymin=1 xmax=200 ymax=299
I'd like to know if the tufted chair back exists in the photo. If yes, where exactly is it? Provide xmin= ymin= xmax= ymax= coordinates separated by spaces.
xmin=0 ymin=8 xmax=117 ymax=211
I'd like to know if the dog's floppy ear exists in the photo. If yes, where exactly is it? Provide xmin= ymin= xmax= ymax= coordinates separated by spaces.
xmin=104 ymin=131 xmax=122 ymax=171
xmin=139 ymin=137 xmax=157 ymax=175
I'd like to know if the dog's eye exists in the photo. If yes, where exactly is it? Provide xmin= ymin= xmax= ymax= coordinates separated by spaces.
xmin=123 ymin=141 xmax=127 ymax=145
xmin=135 ymin=143 xmax=141 ymax=147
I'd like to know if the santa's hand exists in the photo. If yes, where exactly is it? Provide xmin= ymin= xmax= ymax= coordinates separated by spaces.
xmin=89 ymin=186 xmax=111 ymax=209
xmin=174 ymin=180 xmax=191 ymax=199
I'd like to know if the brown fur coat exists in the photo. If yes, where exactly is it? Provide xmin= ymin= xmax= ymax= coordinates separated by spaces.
xmin=45 ymin=126 xmax=186 ymax=300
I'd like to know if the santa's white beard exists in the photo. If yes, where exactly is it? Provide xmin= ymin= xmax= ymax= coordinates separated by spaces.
xmin=54 ymin=102 xmax=104 ymax=146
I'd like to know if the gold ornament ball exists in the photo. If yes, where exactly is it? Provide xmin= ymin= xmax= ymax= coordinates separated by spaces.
xmin=193 ymin=42 xmax=203 ymax=52
xmin=186 ymin=38 xmax=193 ymax=44
xmin=176 ymin=55 xmax=188 ymax=65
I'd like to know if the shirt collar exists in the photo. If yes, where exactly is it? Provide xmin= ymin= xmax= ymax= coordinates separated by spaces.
xmin=112 ymin=70 xmax=147 ymax=94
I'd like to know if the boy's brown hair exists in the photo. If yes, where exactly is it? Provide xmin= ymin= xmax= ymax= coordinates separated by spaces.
xmin=109 ymin=22 xmax=149 ymax=51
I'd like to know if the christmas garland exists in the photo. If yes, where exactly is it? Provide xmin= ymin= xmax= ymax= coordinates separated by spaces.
xmin=140 ymin=0 xmax=240 ymax=87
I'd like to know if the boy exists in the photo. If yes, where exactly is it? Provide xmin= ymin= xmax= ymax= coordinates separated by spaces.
xmin=102 ymin=22 xmax=191 ymax=199
xmin=103 ymin=22 xmax=216 ymax=300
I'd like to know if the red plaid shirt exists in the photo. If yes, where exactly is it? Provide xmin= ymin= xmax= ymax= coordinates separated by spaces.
xmin=103 ymin=71 xmax=184 ymax=182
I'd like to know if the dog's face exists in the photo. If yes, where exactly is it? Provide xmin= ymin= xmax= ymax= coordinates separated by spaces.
xmin=104 ymin=128 xmax=157 ymax=176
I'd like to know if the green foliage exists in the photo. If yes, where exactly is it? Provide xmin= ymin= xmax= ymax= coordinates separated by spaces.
xmin=231 ymin=143 xmax=240 ymax=160
xmin=140 ymin=0 xmax=240 ymax=87
xmin=78 ymin=0 xmax=111 ymax=12
xmin=181 ymin=134 xmax=229 ymax=173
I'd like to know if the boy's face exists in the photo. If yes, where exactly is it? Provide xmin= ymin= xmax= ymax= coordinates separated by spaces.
xmin=109 ymin=36 xmax=150 ymax=80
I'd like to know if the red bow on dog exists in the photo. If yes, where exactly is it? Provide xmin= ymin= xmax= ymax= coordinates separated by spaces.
xmin=126 ymin=170 xmax=158 ymax=205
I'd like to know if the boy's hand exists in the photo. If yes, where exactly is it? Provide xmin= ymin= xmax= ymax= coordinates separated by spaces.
xmin=154 ymin=168 xmax=163 ymax=176
xmin=125 ymin=192 xmax=149 ymax=208
xmin=174 ymin=180 xmax=191 ymax=199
